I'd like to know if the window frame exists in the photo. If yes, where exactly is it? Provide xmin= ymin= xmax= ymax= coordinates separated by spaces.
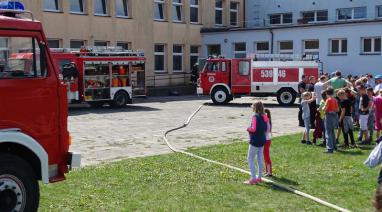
xmin=361 ymin=37 xmax=381 ymax=55
xmin=43 ymin=0 xmax=61 ymax=12
xmin=215 ymin=0 xmax=224 ymax=26
xmin=189 ymin=0 xmax=199 ymax=24
xmin=70 ymin=40 xmax=87 ymax=49
xmin=278 ymin=41 xmax=293 ymax=54
xmin=238 ymin=60 xmax=250 ymax=76
xmin=70 ymin=0 xmax=85 ymax=14
xmin=377 ymin=5 xmax=382 ymax=18
xmin=254 ymin=41 xmax=270 ymax=54
xmin=94 ymin=0 xmax=109 ymax=16
xmin=154 ymin=0 xmax=166 ymax=21
xmin=115 ymin=0 xmax=129 ymax=18
xmin=173 ymin=44 xmax=183 ymax=72
xmin=94 ymin=40 xmax=109 ymax=47
xmin=190 ymin=45 xmax=199 ymax=70
xmin=154 ymin=44 xmax=166 ymax=73
xmin=230 ymin=2 xmax=239 ymax=27
xmin=172 ymin=0 xmax=183 ymax=22
xmin=233 ymin=42 xmax=246 ymax=58
xmin=303 ymin=40 xmax=319 ymax=57
xmin=329 ymin=38 xmax=348 ymax=55
xmin=269 ymin=13 xmax=293 ymax=25
xmin=301 ymin=10 xmax=328 ymax=23
xmin=337 ymin=7 xmax=367 ymax=21
xmin=116 ymin=42 xmax=131 ymax=50
xmin=47 ymin=39 xmax=61 ymax=48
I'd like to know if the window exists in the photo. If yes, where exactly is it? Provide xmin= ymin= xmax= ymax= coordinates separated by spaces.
xmin=215 ymin=0 xmax=223 ymax=25
xmin=94 ymin=41 xmax=109 ymax=47
xmin=44 ymin=0 xmax=60 ymax=11
xmin=94 ymin=0 xmax=108 ymax=15
xmin=70 ymin=40 xmax=86 ymax=49
xmin=116 ymin=0 xmax=129 ymax=17
xmin=48 ymin=39 xmax=61 ymax=48
xmin=70 ymin=0 xmax=84 ymax=13
xmin=207 ymin=44 xmax=221 ymax=56
xmin=155 ymin=44 xmax=166 ymax=72
xmin=116 ymin=42 xmax=131 ymax=50
xmin=238 ymin=61 xmax=249 ymax=76
xmin=154 ymin=0 xmax=165 ymax=20
xmin=329 ymin=39 xmax=347 ymax=55
xmin=172 ymin=0 xmax=183 ymax=22
xmin=279 ymin=41 xmax=293 ymax=54
xmin=0 ymin=37 xmax=47 ymax=79
xmin=173 ymin=45 xmax=183 ymax=71
xmin=337 ymin=7 xmax=366 ymax=21
xmin=190 ymin=0 xmax=199 ymax=23
xmin=303 ymin=40 xmax=319 ymax=56
xmin=255 ymin=42 xmax=269 ymax=53
xmin=190 ymin=45 xmax=199 ymax=69
xmin=270 ymin=13 xmax=293 ymax=25
xmin=233 ymin=43 xmax=246 ymax=58
xmin=362 ymin=37 xmax=381 ymax=54
xmin=230 ymin=2 xmax=239 ymax=26
xmin=377 ymin=5 xmax=382 ymax=18
xmin=302 ymin=10 xmax=328 ymax=23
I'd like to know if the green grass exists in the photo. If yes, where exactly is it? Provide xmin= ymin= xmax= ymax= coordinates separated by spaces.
xmin=39 ymin=134 xmax=378 ymax=211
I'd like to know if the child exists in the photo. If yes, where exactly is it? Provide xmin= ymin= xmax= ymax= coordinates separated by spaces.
xmin=368 ymin=87 xmax=376 ymax=143
xmin=374 ymin=89 xmax=382 ymax=143
xmin=338 ymin=90 xmax=356 ymax=148
xmin=358 ymin=85 xmax=371 ymax=145
xmin=264 ymin=109 xmax=272 ymax=177
xmin=323 ymin=88 xmax=339 ymax=153
xmin=245 ymin=101 xmax=270 ymax=185
xmin=301 ymin=92 xmax=315 ymax=145
xmin=315 ymin=90 xmax=327 ymax=146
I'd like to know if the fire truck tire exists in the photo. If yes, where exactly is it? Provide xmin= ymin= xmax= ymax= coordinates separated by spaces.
xmin=277 ymin=88 xmax=297 ymax=106
xmin=111 ymin=91 xmax=129 ymax=107
xmin=211 ymin=87 xmax=231 ymax=105
xmin=0 ymin=154 xmax=39 ymax=212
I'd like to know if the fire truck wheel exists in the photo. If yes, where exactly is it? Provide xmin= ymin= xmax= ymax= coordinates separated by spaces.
xmin=211 ymin=87 xmax=231 ymax=105
xmin=277 ymin=88 xmax=297 ymax=106
xmin=0 ymin=154 xmax=39 ymax=212
xmin=112 ymin=91 xmax=129 ymax=107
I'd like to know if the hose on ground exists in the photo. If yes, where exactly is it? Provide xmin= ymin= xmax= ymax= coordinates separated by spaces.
xmin=162 ymin=102 xmax=351 ymax=212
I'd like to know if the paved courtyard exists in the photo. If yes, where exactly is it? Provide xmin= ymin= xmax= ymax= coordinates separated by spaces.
xmin=69 ymin=96 xmax=299 ymax=166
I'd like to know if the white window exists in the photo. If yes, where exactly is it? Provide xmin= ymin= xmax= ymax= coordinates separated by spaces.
xmin=233 ymin=43 xmax=246 ymax=58
xmin=279 ymin=41 xmax=293 ymax=54
xmin=70 ymin=40 xmax=87 ymax=49
xmin=116 ymin=42 xmax=131 ymax=50
xmin=190 ymin=45 xmax=199 ymax=69
xmin=337 ymin=7 xmax=366 ymax=21
xmin=173 ymin=45 xmax=183 ymax=72
xmin=48 ymin=39 xmax=61 ymax=48
xmin=94 ymin=41 xmax=109 ymax=47
xmin=303 ymin=40 xmax=319 ymax=56
xmin=215 ymin=0 xmax=223 ymax=25
xmin=270 ymin=13 xmax=292 ymax=25
xmin=172 ymin=0 xmax=183 ymax=22
xmin=254 ymin=42 xmax=269 ymax=53
xmin=190 ymin=0 xmax=199 ymax=23
xmin=230 ymin=2 xmax=239 ymax=26
xmin=361 ymin=37 xmax=381 ymax=54
xmin=116 ymin=0 xmax=129 ymax=17
xmin=377 ymin=5 xmax=382 ymax=18
xmin=94 ymin=0 xmax=108 ymax=16
xmin=155 ymin=44 xmax=166 ymax=72
xmin=70 ymin=0 xmax=85 ymax=13
xmin=154 ymin=0 xmax=165 ymax=21
xmin=44 ymin=0 xmax=60 ymax=11
xmin=301 ymin=10 xmax=328 ymax=23
xmin=207 ymin=44 xmax=221 ymax=56
xmin=329 ymin=39 xmax=347 ymax=55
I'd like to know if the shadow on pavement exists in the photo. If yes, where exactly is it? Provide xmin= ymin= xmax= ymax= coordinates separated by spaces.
xmin=205 ymin=102 xmax=299 ymax=109
xmin=69 ymin=105 xmax=161 ymax=116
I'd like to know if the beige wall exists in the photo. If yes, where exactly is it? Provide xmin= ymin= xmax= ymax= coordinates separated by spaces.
xmin=21 ymin=0 xmax=243 ymax=87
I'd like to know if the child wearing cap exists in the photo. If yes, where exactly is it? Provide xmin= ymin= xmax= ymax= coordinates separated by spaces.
xmin=245 ymin=101 xmax=270 ymax=185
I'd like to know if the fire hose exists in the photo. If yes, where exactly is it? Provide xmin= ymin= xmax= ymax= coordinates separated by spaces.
xmin=162 ymin=102 xmax=351 ymax=212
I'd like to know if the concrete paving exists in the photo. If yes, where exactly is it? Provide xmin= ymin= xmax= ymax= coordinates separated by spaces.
xmin=68 ymin=96 xmax=299 ymax=166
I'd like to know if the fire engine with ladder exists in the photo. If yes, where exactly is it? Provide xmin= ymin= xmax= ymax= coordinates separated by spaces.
xmin=197 ymin=54 xmax=320 ymax=105
xmin=0 ymin=2 xmax=80 ymax=211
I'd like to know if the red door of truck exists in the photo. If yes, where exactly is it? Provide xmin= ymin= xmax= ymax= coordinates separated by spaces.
xmin=231 ymin=59 xmax=251 ymax=94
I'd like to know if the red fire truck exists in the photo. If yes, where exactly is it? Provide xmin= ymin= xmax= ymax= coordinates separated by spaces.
xmin=0 ymin=2 xmax=80 ymax=211
xmin=197 ymin=54 xmax=320 ymax=105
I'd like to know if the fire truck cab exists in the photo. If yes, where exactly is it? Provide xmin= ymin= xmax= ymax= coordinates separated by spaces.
xmin=0 ymin=2 xmax=80 ymax=211
xmin=197 ymin=54 xmax=320 ymax=105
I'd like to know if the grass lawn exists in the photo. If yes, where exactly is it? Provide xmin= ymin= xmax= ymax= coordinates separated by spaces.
xmin=39 ymin=134 xmax=378 ymax=211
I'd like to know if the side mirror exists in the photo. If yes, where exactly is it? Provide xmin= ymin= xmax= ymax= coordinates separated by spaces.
xmin=39 ymin=41 xmax=47 ymax=77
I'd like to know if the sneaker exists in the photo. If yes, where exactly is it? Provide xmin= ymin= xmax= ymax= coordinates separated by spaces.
xmin=360 ymin=140 xmax=371 ymax=145
xmin=255 ymin=178 xmax=263 ymax=183
xmin=350 ymin=144 xmax=358 ymax=148
xmin=265 ymin=173 xmax=273 ymax=177
xmin=244 ymin=178 xmax=258 ymax=185
xmin=301 ymin=140 xmax=306 ymax=144
xmin=323 ymin=150 xmax=333 ymax=154
xmin=306 ymin=141 xmax=312 ymax=145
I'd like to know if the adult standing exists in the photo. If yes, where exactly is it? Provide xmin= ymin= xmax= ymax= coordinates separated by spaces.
xmin=367 ymin=74 xmax=375 ymax=88
xmin=314 ymin=75 xmax=327 ymax=106
xmin=298 ymin=75 xmax=309 ymax=127
xmin=323 ymin=70 xmax=352 ymax=92
xmin=374 ymin=75 xmax=382 ymax=94
xmin=307 ymin=76 xmax=317 ymax=129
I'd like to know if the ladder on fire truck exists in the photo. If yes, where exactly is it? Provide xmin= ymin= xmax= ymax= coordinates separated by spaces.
xmin=50 ymin=46 xmax=145 ymax=57
xmin=249 ymin=53 xmax=319 ymax=61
